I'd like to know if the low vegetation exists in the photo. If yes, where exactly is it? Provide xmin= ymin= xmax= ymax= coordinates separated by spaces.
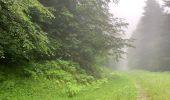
xmin=1 ymin=0 xmax=170 ymax=100
xmin=1 ymin=62 xmax=170 ymax=100
xmin=131 ymin=71 xmax=170 ymax=100
xmin=0 ymin=61 xmax=137 ymax=100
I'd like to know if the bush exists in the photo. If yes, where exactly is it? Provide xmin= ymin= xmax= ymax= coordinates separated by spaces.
xmin=0 ymin=72 xmax=5 ymax=83
xmin=23 ymin=68 xmax=38 ymax=79
xmin=1 ymin=80 xmax=15 ymax=89
xmin=57 ymin=60 xmax=79 ymax=73
xmin=65 ymin=82 xmax=82 ymax=97
xmin=76 ymin=74 xmax=95 ymax=84
xmin=46 ymin=70 xmax=75 ymax=82
xmin=22 ymin=60 xmax=82 ymax=82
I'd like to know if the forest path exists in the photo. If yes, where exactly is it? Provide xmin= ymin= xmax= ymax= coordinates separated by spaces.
xmin=136 ymin=83 xmax=151 ymax=100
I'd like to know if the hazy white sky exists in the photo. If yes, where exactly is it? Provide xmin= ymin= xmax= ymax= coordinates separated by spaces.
xmin=109 ymin=0 xmax=164 ymax=38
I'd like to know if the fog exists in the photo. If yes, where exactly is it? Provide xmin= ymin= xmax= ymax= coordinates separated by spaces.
xmin=109 ymin=0 xmax=170 ymax=71
xmin=110 ymin=0 xmax=164 ymax=38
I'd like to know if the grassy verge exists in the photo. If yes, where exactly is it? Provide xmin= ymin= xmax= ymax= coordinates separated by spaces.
xmin=0 ymin=60 xmax=137 ymax=100
xmin=3 ymin=61 xmax=170 ymax=100
xmin=0 ymin=73 xmax=137 ymax=100
xmin=70 ymin=72 xmax=137 ymax=100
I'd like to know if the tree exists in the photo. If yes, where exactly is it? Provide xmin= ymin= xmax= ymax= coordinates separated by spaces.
xmin=40 ymin=0 xmax=129 ymax=71
xmin=128 ymin=0 xmax=165 ymax=70
xmin=0 ymin=0 xmax=54 ymax=64
xmin=156 ymin=0 xmax=170 ymax=70
xmin=0 ymin=0 xmax=129 ymax=75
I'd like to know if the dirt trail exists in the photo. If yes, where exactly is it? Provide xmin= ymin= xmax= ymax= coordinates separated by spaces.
xmin=136 ymin=84 xmax=151 ymax=100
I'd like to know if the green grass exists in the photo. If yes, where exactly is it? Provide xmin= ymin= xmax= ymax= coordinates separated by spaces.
xmin=1 ymin=67 xmax=170 ymax=100
xmin=0 ymin=71 xmax=137 ymax=100
xmin=69 ymin=72 xmax=137 ymax=100
xmin=130 ymin=71 xmax=170 ymax=100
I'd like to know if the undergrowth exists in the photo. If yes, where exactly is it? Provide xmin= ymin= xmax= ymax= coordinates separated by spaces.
xmin=0 ymin=60 xmax=108 ymax=99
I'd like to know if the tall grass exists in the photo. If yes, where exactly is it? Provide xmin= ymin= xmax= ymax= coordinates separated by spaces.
xmin=131 ymin=71 xmax=170 ymax=100
xmin=70 ymin=73 xmax=137 ymax=100
xmin=0 ymin=63 xmax=137 ymax=100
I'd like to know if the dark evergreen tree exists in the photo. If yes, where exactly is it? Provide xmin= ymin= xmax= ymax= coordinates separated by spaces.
xmin=39 ymin=0 xmax=129 ymax=71
xmin=128 ymin=0 xmax=165 ymax=70
xmin=0 ymin=0 xmax=130 ymax=76
xmin=157 ymin=1 xmax=170 ymax=70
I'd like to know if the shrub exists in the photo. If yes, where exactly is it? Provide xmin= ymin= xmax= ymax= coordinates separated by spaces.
xmin=57 ymin=60 xmax=79 ymax=73
xmin=46 ymin=70 xmax=77 ymax=83
xmin=23 ymin=68 xmax=38 ymax=79
xmin=1 ymin=80 xmax=15 ymax=89
xmin=0 ymin=72 xmax=5 ymax=83
xmin=76 ymin=74 xmax=95 ymax=84
xmin=65 ymin=82 xmax=82 ymax=97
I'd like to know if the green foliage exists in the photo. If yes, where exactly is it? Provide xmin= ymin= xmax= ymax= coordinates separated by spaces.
xmin=57 ymin=60 xmax=78 ymax=73
xmin=21 ymin=60 xmax=96 ymax=85
xmin=0 ymin=61 xmax=114 ymax=99
xmin=0 ymin=65 xmax=139 ymax=100
xmin=23 ymin=68 xmax=38 ymax=79
xmin=65 ymin=82 xmax=82 ymax=97
xmin=46 ymin=70 xmax=74 ymax=82
xmin=70 ymin=72 xmax=137 ymax=100
xmin=0 ymin=71 xmax=5 ymax=83
xmin=0 ymin=0 xmax=129 ymax=76
xmin=0 ymin=1 xmax=133 ymax=99
xmin=1 ymin=80 xmax=16 ymax=89
xmin=75 ymin=74 xmax=95 ymax=84
xmin=0 ymin=0 xmax=54 ymax=63
xmin=131 ymin=71 xmax=170 ymax=100
xmin=39 ymin=0 xmax=129 ymax=71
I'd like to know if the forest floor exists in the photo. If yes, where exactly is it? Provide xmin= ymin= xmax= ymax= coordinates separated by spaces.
xmin=0 ymin=70 xmax=170 ymax=100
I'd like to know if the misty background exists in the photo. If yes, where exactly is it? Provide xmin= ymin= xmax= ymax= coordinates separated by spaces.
xmin=109 ymin=0 xmax=170 ymax=71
